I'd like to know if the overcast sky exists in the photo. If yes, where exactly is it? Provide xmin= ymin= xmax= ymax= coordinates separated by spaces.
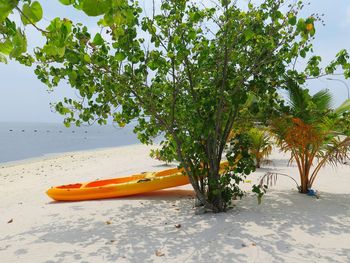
xmin=0 ymin=0 xmax=349 ymax=123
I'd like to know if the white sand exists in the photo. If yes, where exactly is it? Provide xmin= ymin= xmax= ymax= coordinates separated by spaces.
xmin=1 ymin=144 xmax=350 ymax=263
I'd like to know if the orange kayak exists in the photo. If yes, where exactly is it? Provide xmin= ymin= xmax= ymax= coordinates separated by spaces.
xmin=46 ymin=161 xmax=232 ymax=201
xmin=46 ymin=167 xmax=190 ymax=201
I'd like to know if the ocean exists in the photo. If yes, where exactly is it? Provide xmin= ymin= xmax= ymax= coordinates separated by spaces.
xmin=0 ymin=122 xmax=141 ymax=164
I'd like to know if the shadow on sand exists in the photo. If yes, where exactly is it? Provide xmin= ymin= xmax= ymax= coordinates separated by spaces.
xmin=2 ymin=190 xmax=350 ymax=262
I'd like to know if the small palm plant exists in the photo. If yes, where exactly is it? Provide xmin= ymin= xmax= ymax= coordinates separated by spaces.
xmin=247 ymin=127 xmax=273 ymax=168
xmin=270 ymin=86 xmax=350 ymax=194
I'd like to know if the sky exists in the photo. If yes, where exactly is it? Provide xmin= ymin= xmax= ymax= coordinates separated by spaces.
xmin=0 ymin=0 xmax=350 ymax=123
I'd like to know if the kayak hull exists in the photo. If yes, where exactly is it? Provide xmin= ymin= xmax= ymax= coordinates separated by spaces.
xmin=46 ymin=161 xmax=232 ymax=201
xmin=46 ymin=168 xmax=190 ymax=201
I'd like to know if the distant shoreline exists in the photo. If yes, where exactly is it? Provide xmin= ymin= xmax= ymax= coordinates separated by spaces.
xmin=0 ymin=143 xmax=142 ymax=167
xmin=0 ymin=122 xmax=141 ymax=164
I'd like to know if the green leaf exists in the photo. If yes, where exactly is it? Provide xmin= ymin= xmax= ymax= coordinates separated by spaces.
xmin=244 ymin=29 xmax=254 ymax=41
xmin=21 ymin=4 xmax=31 ymax=24
xmin=59 ymin=0 xmax=74 ymax=5
xmin=68 ymin=71 xmax=78 ymax=81
xmin=21 ymin=1 xmax=43 ymax=25
xmin=43 ymin=45 xmax=65 ymax=57
xmin=188 ymin=30 xmax=196 ymax=40
xmin=10 ymin=30 xmax=26 ymax=58
xmin=0 ymin=53 xmax=7 ymax=63
xmin=42 ymin=45 xmax=56 ymax=56
xmin=64 ymin=120 xmax=71 ymax=128
xmin=83 ymin=54 xmax=91 ymax=63
xmin=115 ymin=52 xmax=126 ymax=61
xmin=30 ymin=2 xmax=43 ymax=21
xmin=82 ymin=0 xmax=110 ymax=16
xmin=288 ymin=14 xmax=296 ymax=26
xmin=57 ymin=47 xmax=66 ymax=57
xmin=0 ymin=0 xmax=18 ymax=22
xmin=167 ymin=51 xmax=174 ymax=59
xmin=297 ymin=18 xmax=306 ymax=32
xmin=92 ymin=33 xmax=104 ymax=45
xmin=0 ymin=39 xmax=13 ymax=55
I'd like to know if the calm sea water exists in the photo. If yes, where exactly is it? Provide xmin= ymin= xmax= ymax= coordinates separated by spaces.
xmin=0 ymin=122 xmax=141 ymax=164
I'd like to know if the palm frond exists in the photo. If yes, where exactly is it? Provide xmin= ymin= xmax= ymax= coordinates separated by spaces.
xmin=334 ymin=99 xmax=350 ymax=116
xmin=317 ymin=136 xmax=350 ymax=167
xmin=311 ymin=89 xmax=333 ymax=111
xmin=317 ymin=116 xmax=336 ymax=133
xmin=259 ymin=172 xmax=300 ymax=190
xmin=287 ymin=86 xmax=309 ymax=115
xmin=247 ymin=127 xmax=273 ymax=168
xmin=309 ymin=136 xmax=350 ymax=187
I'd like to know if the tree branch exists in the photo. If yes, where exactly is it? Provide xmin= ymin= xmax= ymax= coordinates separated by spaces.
xmin=15 ymin=6 xmax=49 ymax=34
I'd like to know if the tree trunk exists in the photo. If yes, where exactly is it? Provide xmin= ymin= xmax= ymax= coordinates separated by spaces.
xmin=211 ymin=195 xmax=223 ymax=212
xmin=300 ymin=166 xmax=309 ymax=194
xmin=208 ymin=159 xmax=225 ymax=212
xmin=173 ymin=135 xmax=225 ymax=212
xmin=256 ymin=158 xmax=261 ymax=168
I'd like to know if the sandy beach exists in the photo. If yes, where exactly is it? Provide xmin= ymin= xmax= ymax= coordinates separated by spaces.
xmin=1 ymin=144 xmax=350 ymax=263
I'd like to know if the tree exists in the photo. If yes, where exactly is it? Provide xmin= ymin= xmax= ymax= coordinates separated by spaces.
xmin=247 ymin=127 xmax=273 ymax=168
xmin=1 ymin=0 xmax=350 ymax=212
xmin=270 ymin=86 xmax=350 ymax=193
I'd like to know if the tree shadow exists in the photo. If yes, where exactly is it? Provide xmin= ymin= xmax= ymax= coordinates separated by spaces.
xmin=47 ymin=189 xmax=195 ymax=205
xmin=2 ymin=189 xmax=350 ymax=262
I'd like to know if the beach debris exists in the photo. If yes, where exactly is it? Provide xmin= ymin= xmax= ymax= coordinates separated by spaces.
xmin=307 ymin=188 xmax=316 ymax=196
xmin=7 ymin=219 xmax=13 ymax=224
xmin=155 ymin=250 xmax=165 ymax=257
xmin=175 ymin=224 xmax=181 ymax=228
xmin=105 ymin=239 xmax=116 ymax=245
xmin=242 ymin=242 xmax=257 ymax=248
xmin=307 ymin=189 xmax=320 ymax=198
xmin=105 ymin=221 xmax=112 ymax=225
